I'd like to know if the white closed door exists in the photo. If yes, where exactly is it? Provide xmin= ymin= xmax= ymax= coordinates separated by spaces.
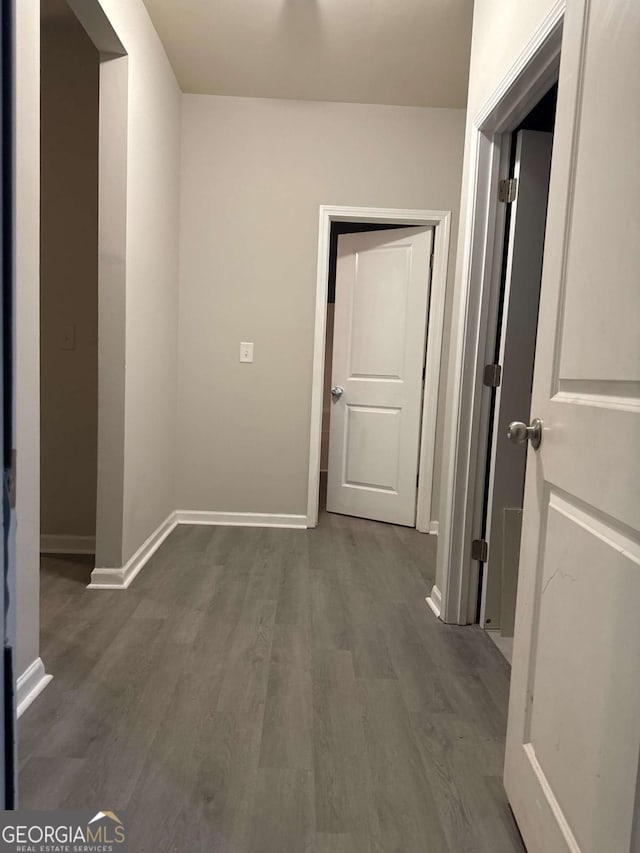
xmin=504 ymin=2 xmax=640 ymax=853
xmin=327 ymin=227 xmax=433 ymax=526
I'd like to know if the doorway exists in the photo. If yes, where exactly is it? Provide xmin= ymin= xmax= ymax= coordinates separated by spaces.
xmin=478 ymin=85 xmax=558 ymax=662
xmin=307 ymin=206 xmax=452 ymax=532
xmin=434 ymin=7 xmax=564 ymax=625
xmin=320 ymin=223 xmax=412 ymax=511
xmin=322 ymin=222 xmax=428 ymax=526
xmin=40 ymin=0 xmax=99 ymax=564
xmin=37 ymin=0 xmax=129 ymax=590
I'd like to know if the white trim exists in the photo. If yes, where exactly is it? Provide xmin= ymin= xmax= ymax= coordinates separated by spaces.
xmin=428 ymin=520 xmax=439 ymax=536
xmin=88 ymin=510 xmax=307 ymax=590
xmin=89 ymin=511 xmax=178 ymax=589
xmin=307 ymin=205 xmax=452 ymax=532
xmin=176 ymin=511 xmax=307 ymax=529
xmin=40 ymin=534 xmax=96 ymax=555
xmin=438 ymin=4 xmax=565 ymax=625
xmin=416 ymin=215 xmax=451 ymax=534
xmin=17 ymin=658 xmax=53 ymax=718
xmin=474 ymin=1 xmax=565 ymax=132
xmin=486 ymin=630 xmax=514 ymax=665
xmin=425 ymin=584 xmax=442 ymax=618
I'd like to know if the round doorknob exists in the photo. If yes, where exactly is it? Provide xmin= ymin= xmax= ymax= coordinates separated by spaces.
xmin=331 ymin=386 xmax=344 ymax=401
xmin=507 ymin=418 xmax=543 ymax=450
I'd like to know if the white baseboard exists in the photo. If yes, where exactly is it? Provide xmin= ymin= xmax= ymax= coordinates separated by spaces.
xmin=486 ymin=629 xmax=514 ymax=665
xmin=88 ymin=509 xmax=307 ymax=591
xmin=17 ymin=658 xmax=53 ymax=718
xmin=176 ymin=510 xmax=307 ymax=529
xmin=89 ymin=511 xmax=178 ymax=590
xmin=426 ymin=584 xmax=442 ymax=619
xmin=40 ymin=534 xmax=96 ymax=555
xmin=416 ymin=519 xmax=439 ymax=535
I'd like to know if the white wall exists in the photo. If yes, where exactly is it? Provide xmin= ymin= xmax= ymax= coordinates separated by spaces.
xmin=435 ymin=0 xmax=559 ymax=597
xmin=15 ymin=0 xmax=181 ymax=682
xmin=177 ymin=95 xmax=465 ymax=519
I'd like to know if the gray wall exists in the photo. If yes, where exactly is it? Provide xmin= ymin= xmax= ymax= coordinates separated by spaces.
xmin=177 ymin=95 xmax=466 ymax=520
xmin=40 ymin=12 xmax=99 ymax=542
xmin=97 ymin=0 xmax=182 ymax=565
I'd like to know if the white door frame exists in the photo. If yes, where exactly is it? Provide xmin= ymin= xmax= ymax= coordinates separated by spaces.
xmin=435 ymin=2 xmax=565 ymax=624
xmin=307 ymin=205 xmax=452 ymax=530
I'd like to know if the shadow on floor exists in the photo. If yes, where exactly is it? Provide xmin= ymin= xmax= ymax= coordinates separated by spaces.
xmin=40 ymin=553 xmax=94 ymax=587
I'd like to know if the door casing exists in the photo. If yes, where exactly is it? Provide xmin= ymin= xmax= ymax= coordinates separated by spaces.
xmin=434 ymin=2 xmax=565 ymax=624
xmin=307 ymin=205 xmax=452 ymax=531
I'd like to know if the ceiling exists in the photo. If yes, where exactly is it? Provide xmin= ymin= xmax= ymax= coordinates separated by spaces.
xmin=141 ymin=0 xmax=473 ymax=108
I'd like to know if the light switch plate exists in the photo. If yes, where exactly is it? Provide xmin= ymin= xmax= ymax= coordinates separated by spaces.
xmin=239 ymin=341 xmax=254 ymax=363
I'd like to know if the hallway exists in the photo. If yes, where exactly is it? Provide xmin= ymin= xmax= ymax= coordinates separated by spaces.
xmin=19 ymin=514 xmax=524 ymax=852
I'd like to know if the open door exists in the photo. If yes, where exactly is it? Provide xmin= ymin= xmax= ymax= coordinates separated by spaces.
xmin=504 ymin=2 xmax=640 ymax=852
xmin=482 ymin=129 xmax=553 ymax=644
xmin=326 ymin=226 xmax=433 ymax=526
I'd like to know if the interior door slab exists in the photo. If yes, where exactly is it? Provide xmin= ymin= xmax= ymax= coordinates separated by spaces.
xmin=327 ymin=227 xmax=433 ymax=526
xmin=504 ymin=2 xmax=640 ymax=851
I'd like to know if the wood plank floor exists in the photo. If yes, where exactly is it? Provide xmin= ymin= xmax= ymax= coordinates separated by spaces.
xmin=20 ymin=513 xmax=525 ymax=852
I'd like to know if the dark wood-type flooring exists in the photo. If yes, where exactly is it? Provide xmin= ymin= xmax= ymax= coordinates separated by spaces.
xmin=19 ymin=512 xmax=525 ymax=852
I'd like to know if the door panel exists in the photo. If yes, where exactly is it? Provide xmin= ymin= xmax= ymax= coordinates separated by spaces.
xmin=504 ymin=2 xmax=640 ymax=852
xmin=344 ymin=405 xmax=401 ymax=491
xmin=327 ymin=227 xmax=433 ymax=526
xmin=350 ymin=247 xmax=411 ymax=379
xmin=557 ymin=15 xmax=640 ymax=383
xmin=527 ymin=491 xmax=640 ymax=853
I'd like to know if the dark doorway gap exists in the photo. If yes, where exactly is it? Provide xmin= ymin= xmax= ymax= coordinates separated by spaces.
xmin=476 ymin=81 xmax=558 ymax=627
